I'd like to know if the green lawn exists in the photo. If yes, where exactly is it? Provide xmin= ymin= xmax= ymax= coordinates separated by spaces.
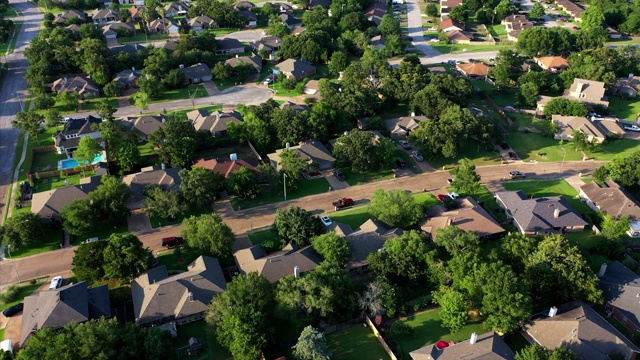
xmin=0 ymin=328 xmax=4 ymax=341
xmin=0 ymin=21 xmax=22 ymax=55
xmin=157 ymin=246 xmax=204 ymax=271
xmin=165 ymin=104 xmax=223 ymax=120
xmin=608 ymin=96 xmax=640 ymax=122
xmin=487 ymin=24 xmax=507 ymax=37
xmin=501 ymin=179 xmax=594 ymax=215
xmin=392 ymin=308 xmax=485 ymax=357
xmin=247 ymin=228 xmax=285 ymax=253
xmin=492 ymin=92 xmax=517 ymax=107
xmin=33 ymin=171 xmax=96 ymax=193
xmin=427 ymin=139 xmax=502 ymax=169
xmin=231 ymin=177 xmax=332 ymax=210
xmin=138 ymin=141 xmax=159 ymax=157
xmin=471 ymin=79 xmax=495 ymax=92
xmin=74 ymin=222 xmax=129 ymax=245
xmin=170 ymin=320 xmax=231 ymax=360
xmin=0 ymin=282 xmax=42 ymax=311
xmin=80 ymin=97 xmax=119 ymax=111
xmin=431 ymin=43 xmax=514 ymax=54
xmin=31 ymin=151 xmax=66 ymax=173
xmin=1 ymin=5 xmax=20 ymax=17
xmin=340 ymin=167 xmax=395 ymax=187
xmin=131 ymin=84 xmax=208 ymax=104
xmin=564 ymin=228 xmax=604 ymax=250
xmin=326 ymin=325 xmax=390 ymax=360
xmin=8 ymin=229 xmax=63 ymax=258
xmin=206 ymin=28 xmax=242 ymax=36
xmin=457 ymin=185 xmax=505 ymax=220
xmin=149 ymin=206 xmax=210 ymax=229
xmin=118 ymin=32 xmax=168 ymax=44
xmin=509 ymin=113 xmax=548 ymax=131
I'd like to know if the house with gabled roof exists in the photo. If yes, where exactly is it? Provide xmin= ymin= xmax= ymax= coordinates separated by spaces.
xmin=440 ymin=0 xmax=462 ymax=20
xmin=456 ymin=62 xmax=490 ymax=78
xmin=495 ymin=190 xmax=587 ymax=236
xmin=179 ymin=63 xmax=212 ymax=84
xmin=121 ymin=114 xmax=167 ymax=141
xmin=364 ymin=1 xmax=387 ymax=25
xmin=216 ymin=38 xmax=245 ymax=55
xmin=613 ymin=75 xmax=640 ymax=98
xmin=53 ymin=115 xmax=103 ymax=155
xmin=554 ymin=0 xmax=584 ymax=21
xmin=113 ymin=68 xmax=142 ymax=89
xmin=234 ymin=244 xmax=322 ymax=283
xmin=102 ymin=22 xmax=136 ymax=39
xmin=523 ymin=301 xmax=639 ymax=359
xmin=440 ymin=18 xmax=465 ymax=32
xmin=251 ymin=36 xmax=282 ymax=58
xmin=446 ymin=29 xmax=474 ymax=44
xmin=599 ymin=261 xmax=640 ymax=334
xmin=268 ymin=140 xmax=336 ymax=171
xmin=280 ymin=101 xmax=310 ymax=113
xmin=502 ymin=14 xmax=533 ymax=41
xmin=580 ymin=181 xmax=640 ymax=237
xmin=20 ymin=281 xmax=111 ymax=346
xmin=188 ymin=15 xmax=217 ymax=33
xmin=53 ymin=10 xmax=88 ymax=25
xmin=421 ymin=197 xmax=505 ymax=240
xmin=238 ymin=10 xmax=257 ymax=27
xmin=280 ymin=13 xmax=302 ymax=29
xmin=92 ymin=8 xmax=119 ymax=24
xmin=121 ymin=165 xmax=181 ymax=209
xmin=187 ymin=108 xmax=243 ymax=136
xmin=193 ymin=157 xmax=259 ymax=178
xmin=31 ymin=176 xmax=102 ymax=222
xmin=385 ymin=113 xmax=427 ymax=138
xmin=538 ymin=78 xmax=609 ymax=111
xmin=275 ymin=58 xmax=316 ymax=81
xmin=534 ymin=56 xmax=570 ymax=72
xmin=410 ymin=332 xmax=515 ymax=360
xmin=552 ymin=115 xmax=624 ymax=143
xmin=109 ymin=43 xmax=146 ymax=57
xmin=148 ymin=18 xmax=180 ymax=34
xmin=164 ymin=2 xmax=190 ymax=17
xmin=51 ymin=75 xmax=99 ymax=99
xmin=233 ymin=0 xmax=255 ymax=10
xmin=225 ymin=55 xmax=262 ymax=72
xmin=131 ymin=256 xmax=226 ymax=326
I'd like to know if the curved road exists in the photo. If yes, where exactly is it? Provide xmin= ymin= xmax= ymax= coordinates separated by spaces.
xmin=0 ymin=160 xmax=605 ymax=287
xmin=0 ymin=0 xmax=42 ymax=223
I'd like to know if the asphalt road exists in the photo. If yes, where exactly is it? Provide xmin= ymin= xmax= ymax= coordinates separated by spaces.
xmin=0 ymin=160 xmax=605 ymax=287
xmin=406 ymin=0 xmax=441 ymax=58
xmin=0 ymin=0 xmax=42 ymax=224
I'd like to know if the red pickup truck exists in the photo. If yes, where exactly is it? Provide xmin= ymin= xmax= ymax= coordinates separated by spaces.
xmin=332 ymin=198 xmax=354 ymax=211
xmin=161 ymin=236 xmax=185 ymax=248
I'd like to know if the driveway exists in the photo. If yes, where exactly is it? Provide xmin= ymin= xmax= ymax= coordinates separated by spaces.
xmin=623 ymin=130 xmax=640 ymax=141
xmin=405 ymin=0 xmax=441 ymax=58
xmin=323 ymin=170 xmax=350 ymax=191
xmin=128 ymin=212 xmax=152 ymax=234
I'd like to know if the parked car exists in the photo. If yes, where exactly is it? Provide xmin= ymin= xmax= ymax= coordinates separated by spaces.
xmin=447 ymin=178 xmax=454 ymax=185
xmin=321 ymin=215 xmax=332 ymax=226
xmin=430 ymin=38 xmax=439 ymax=42
xmin=500 ymin=142 xmax=510 ymax=150
xmin=437 ymin=194 xmax=449 ymax=203
xmin=624 ymin=125 xmax=640 ymax=132
xmin=468 ymin=58 xmax=476 ymax=63
xmin=60 ymin=117 xmax=72 ymax=123
xmin=398 ymin=140 xmax=411 ymax=149
xmin=263 ymin=76 xmax=274 ymax=85
xmin=81 ymin=237 xmax=99 ymax=245
xmin=161 ymin=236 xmax=185 ymax=248
xmin=448 ymin=192 xmax=459 ymax=199
xmin=559 ymin=17 xmax=567 ymax=22
xmin=509 ymin=171 xmax=526 ymax=179
xmin=508 ymin=151 xmax=517 ymax=160
xmin=396 ymin=157 xmax=407 ymax=168
xmin=411 ymin=151 xmax=424 ymax=162
xmin=49 ymin=276 xmax=63 ymax=290
xmin=332 ymin=198 xmax=354 ymax=210
xmin=2 ymin=303 xmax=23 ymax=317
xmin=589 ymin=112 xmax=602 ymax=118
xmin=572 ymin=26 xmax=580 ymax=30
xmin=333 ymin=169 xmax=346 ymax=181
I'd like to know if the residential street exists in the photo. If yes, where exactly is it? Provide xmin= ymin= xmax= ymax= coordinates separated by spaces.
xmin=406 ymin=0 xmax=441 ymax=58
xmin=0 ymin=0 xmax=42 ymax=223
xmin=0 ymin=160 xmax=605 ymax=287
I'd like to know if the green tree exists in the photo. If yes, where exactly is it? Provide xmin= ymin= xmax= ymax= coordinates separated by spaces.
xmin=432 ymin=286 xmax=469 ymax=332
xmin=332 ymin=129 xmax=396 ymax=172
xmin=279 ymin=148 xmax=309 ymax=189
xmin=369 ymin=189 xmax=423 ymax=228
xmin=489 ymin=49 xmax=523 ymax=87
xmin=425 ymin=3 xmax=438 ymax=17
xmin=132 ymin=91 xmax=150 ymax=112
xmin=281 ymin=77 xmax=297 ymax=91
xmin=71 ymin=240 xmax=107 ymax=285
xmin=378 ymin=14 xmax=401 ymax=36
xmin=575 ymin=27 xmax=608 ymax=51
xmin=292 ymin=326 xmax=331 ymax=360
xmin=493 ymin=0 xmax=516 ymax=23
xmin=32 ymin=93 xmax=55 ymax=111
xmin=149 ymin=118 xmax=198 ymax=168
xmin=435 ymin=226 xmax=481 ymax=257
xmin=605 ymin=151 xmax=640 ymax=187
xmin=528 ymin=2 xmax=545 ymax=20
xmin=329 ymin=50 xmax=349 ymax=75
xmin=89 ymin=175 xmax=131 ymax=225
xmin=272 ymin=206 xmax=324 ymax=246
xmin=448 ymin=4 xmax=468 ymax=23
xmin=311 ymin=231 xmax=350 ymax=266
xmin=0 ymin=212 xmax=46 ymax=249
xmin=593 ymin=165 xmax=609 ymax=183
xmin=12 ymin=111 xmax=44 ymax=144
xmin=179 ymin=167 xmax=224 ymax=210
xmin=601 ymin=214 xmax=631 ymax=241
xmin=266 ymin=14 xmax=290 ymax=38
xmin=102 ymin=233 xmax=152 ymax=281
xmin=96 ymin=98 xmax=116 ymax=121
xmin=213 ymin=62 xmax=234 ymax=81
xmin=44 ymin=109 xmax=62 ymax=129
xmin=449 ymin=158 xmax=481 ymax=194
xmin=103 ymin=80 xmax=123 ymax=98
xmin=207 ymin=273 xmax=275 ymax=360
xmin=516 ymin=27 xmax=574 ymax=56
xmin=56 ymin=91 xmax=80 ymax=112
xmin=61 ymin=198 xmax=97 ymax=236
xmin=571 ymin=129 xmax=597 ymax=151
xmin=225 ymin=167 xmax=259 ymax=199
xmin=581 ymin=5 xmax=605 ymax=29
xmin=74 ymin=136 xmax=102 ymax=167
xmin=516 ymin=345 xmax=550 ymax=360
xmin=517 ymin=82 xmax=540 ymax=107
xmin=543 ymin=98 xmax=588 ymax=117
xmin=181 ymin=214 xmax=235 ymax=259
xmin=143 ymin=185 xmax=187 ymax=220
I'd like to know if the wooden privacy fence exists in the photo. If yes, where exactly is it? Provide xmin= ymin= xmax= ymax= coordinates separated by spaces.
xmin=365 ymin=316 xmax=399 ymax=360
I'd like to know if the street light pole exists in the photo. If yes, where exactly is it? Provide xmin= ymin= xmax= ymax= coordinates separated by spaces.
xmin=6 ymin=245 xmax=21 ymax=282
xmin=283 ymin=173 xmax=287 ymax=201
xmin=560 ymin=147 xmax=566 ymax=174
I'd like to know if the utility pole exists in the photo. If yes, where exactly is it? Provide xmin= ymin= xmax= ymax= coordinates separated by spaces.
xmin=560 ymin=147 xmax=566 ymax=174
xmin=283 ymin=173 xmax=287 ymax=201
xmin=188 ymin=87 xmax=198 ymax=109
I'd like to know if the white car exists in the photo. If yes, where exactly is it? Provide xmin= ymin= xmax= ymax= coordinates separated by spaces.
xmin=263 ymin=76 xmax=274 ymax=85
xmin=624 ymin=125 xmax=640 ymax=132
xmin=49 ymin=276 xmax=63 ymax=290
xmin=427 ymin=27 xmax=438 ymax=31
xmin=81 ymin=237 xmax=99 ymax=245
xmin=321 ymin=215 xmax=332 ymax=227
xmin=448 ymin=192 xmax=460 ymax=199
xmin=430 ymin=38 xmax=439 ymax=42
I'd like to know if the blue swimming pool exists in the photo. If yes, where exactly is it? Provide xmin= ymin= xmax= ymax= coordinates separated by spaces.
xmin=58 ymin=153 xmax=105 ymax=170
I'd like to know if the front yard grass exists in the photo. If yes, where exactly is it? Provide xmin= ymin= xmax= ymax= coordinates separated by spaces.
xmin=231 ymin=177 xmax=332 ymax=210
xmin=9 ymin=229 xmax=63 ymax=258
xmin=509 ymin=112 xmax=548 ymax=131
xmin=149 ymin=206 xmax=210 ymax=229
xmin=73 ymin=222 xmax=129 ymax=245
xmin=131 ymin=84 xmax=208 ymax=104
xmin=0 ymin=282 xmax=42 ymax=311
xmin=80 ymin=97 xmax=119 ymax=111
xmin=117 ymin=32 xmax=168 ymax=44
xmin=608 ymin=95 xmax=640 ymax=122
xmin=326 ymin=325 xmax=390 ymax=360
xmin=501 ymin=179 xmax=594 ymax=215
xmin=247 ymin=228 xmax=285 ymax=253
xmin=487 ymin=24 xmax=507 ymax=37
xmin=392 ymin=308 xmax=485 ymax=357
xmin=170 ymin=320 xmax=231 ymax=360
xmin=157 ymin=246 xmax=204 ymax=271
xmin=31 ymin=151 xmax=67 ymax=173
xmin=340 ymin=167 xmax=395 ymax=187
xmin=427 ymin=139 xmax=502 ymax=169
xmin=1 ymin=5 xmax=20 ymax=17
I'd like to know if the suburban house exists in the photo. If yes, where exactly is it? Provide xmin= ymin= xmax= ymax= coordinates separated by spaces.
xmin=385 ymin=113 xmax=427 ymax=138
xmin=522 ymin=301 xmax=639 ymax=359
xmin=552 ymin=115 xmax=624 ymax=143
xmin=280 ymin=13 xmax=302 ymax=29
xmin=439 ymin=18 xmax=465 ymax=32
xmin=66 ymin=24 xmax=81 ymax=34
xmin=187 ymin=108 xmax=243 ymax=136
xmin=121 ymin=165 xmax=182 ymax=209
xmin=554 ymin=0 xmax=584 ymax=21
xmin=53 ymin=115 xmax=103 ymax=155
xmin=20 ymin=281 xmax=111 ymax=346
xmin=129 ymin=5 xmax=144 ymax=22
xmin=364 ymin=1 xmax=387 ymax=25
xmin=234 ymin=244 xmax=322 ymax=283
xmin=495 ymin=190 xmax=587 ymax=236
xmin=51 ymin=75 xmax=99 ymax=98
xmin=580 ymin=181 xmax=640 ymax=237
xmin=162 ymin=39 xmax=180 ymax=53
xmin=421 ymin=197 xmax=505 ymax=240
xmin=188 ymin=15 xmax=217 ymax=33
xmin=327 ymin=130 xmax=384 ymax=152
xmin=613 ymin=75 xmax=640 ymax=98
xmin=233 ymin=1 xmax=255 ymax=10
xmin=440 ymin=0 xmax=462 ymax=20
xmin=164 ymin=2 xmax=190 ymax=17
xmin=225 ymin=55 xmax=263 ymax=72
xmin=53 ymin=10 xmax=88 ymax=25
xmin=328 ymin=219 xmax=403 ymax=272
xmin=102 ymin=22 xmax=135 ymax=39
xmin=193 ymin=156 xmax=259 ymax=178
xmin=275 ymin=59 xmax=316 ymax=81
xmin=113 ymin=68 xmax=142 ymax=89
xmin=178 ymin=63 xmax=213 ymax=84
xmin=456 ymin=62 xmax=490 ymax=79
xmin=608 ymin=26 xmax=623 ymax=39
xmin=238 ymin=10 xmax=258 ymax=27
xmin=148 ymin=18 xmax=180 ymax=34
xmin=303 ymin=79 xmax=320 ymax=95
xmin=215 ymin=38 xmax=245 ymax=55
xmin=410 ymin=332 xmax=515 ymax=360
xmin=31 ymin=176 xmax=101 ymax=222
xmin=268 ymin=140 xmax=336 ymax=171
xmin=121 ymin=114 xmax=167 ymax=141
xmin=281 ymin=101 xmax=311 ymax=113
xmin=274 ymin=2 xmax=294 ymax=13
xmin=537 ymin=78 xmax=609 ymax=111
xmin=446 ymin=30 xmax=474 ymax=44
xmin=599 ymin=261 xmax=640 ymax=333
xmin=251 ymin=36 xmax=282 ymax=59
xmin=371 ymin=35 xmax=385 ymax=50
xmin=92 ymin=9 xmax=119 ymax=24
xmin=534 ymin=56 xmax=570 ymax=72
xmin=291 ymin=25 xmax=307 ymax=36
xmin=131 ymin=256 xmax=226 ymax=326
xmin=109 ymin=43 xmax=146 ymax=57
xmin=501 ymin=14 xmax=533 ymax=41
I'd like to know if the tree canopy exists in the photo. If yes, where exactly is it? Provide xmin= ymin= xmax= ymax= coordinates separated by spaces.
xmin=272 ymin=206 xmax=324 ymax=246
xmin=179 ymin=167 xmax=224 ymax=210
xmin=332 ymin=129 xmax=396 ymax=172
xmin=0 ymin=212 xmax=46 ymax=249
xmin=181 ymin=214 xmax=235 ymax=259
xmin=369 ymin=189 xmax=423 ymax=229
xmin=311 ymin=231 xmax=351 ymax=266
xmin=102 ymin=233 xmax=152 ymax=281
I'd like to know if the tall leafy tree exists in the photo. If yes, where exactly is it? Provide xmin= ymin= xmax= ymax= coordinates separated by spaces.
xmin=149 ymin=118 xmax=198 ymax=168
xmin=12 ymin=111 xmax=44 ymax=144
xmin=368 ymin=231 xmax=438 ymax=284
xmin=601 ymin=214 xmax=631 ymax=241
xmin=332 ymin=129 xmax=396 ymax=172
xmin=581 ymin=6 xmax=606 ymax=29
xmin=71 ymin=240 xmax=107 ymax=285
xmin=179 ymin=167 xmax=224 ymax=210
xmin=292 ymin=326 xmax=331 ymax=360
xmin=311 ymin=231 xmax=350 ymax=266
xmin=279 ymin=148 xmax=309 ymax=189
xmin=378 ymin=14 xmax=401 ymax=36
xmin=225 ymin=167 xmax=259 ymax=199
xmin=432 ymin=286 xmax=469 ymax=332
xmin=528 ymin=2 xmax=545 ymax=20
xmin=143 ymin=185 xmax=187 ymax=220
xmin=435 ymin=226 xmax=481 ymax=257
xmin=61 ymin=198 xmax=97 ymax=236
xmin=272 ymin=206 xmax=324 ymax=246
xmin=74 ymin=136 xmax=103 ymax=167
xmin=605 ymin=151 xmax=640 ymax=187
xmin=449 ymin=158 xmax=482 ymax=194
xmin=181 ymin=214 xmax=235 ymax=259
xmin=0 ymin=212 xmax=46 ymax=249
xmin=369 ymin=189 xmax=423 ymax=228
xmin=102 ymin=233 xmax=152 ymax=281
xmin=89 ymin=175 xmax=131 ymax=225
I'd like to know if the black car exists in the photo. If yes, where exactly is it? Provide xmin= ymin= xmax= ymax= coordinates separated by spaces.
xmin=508 ymin=151 xmax=516 ymax=160
xmin=333 ymin=169 xmax=346 ymax=181
xmin=2 ymin=303 xmax=24 ymax=317
xmin=500 ymin=142 xmax=510 ymax=150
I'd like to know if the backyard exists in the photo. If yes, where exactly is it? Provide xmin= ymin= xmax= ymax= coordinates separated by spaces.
xmin=326 ymin=325 xmax=390 ymax=360
xmin=339 ymin=167 xmax=395 ymax=187
xmin=157 ymin=246 xmax=205 ymax=271
xmin=247 ymin=228 xmax=285 ymax=253
xmin=170 ymin=320 xmax=231 ymax=360
xmin=392 ymin=308 xmax=485 ymax=357
xmin=230 ymin=177 xmax=332 ymax=210
xmin=608 ymin=96 xmax=640 ymax=121
xmin=117 ymin=32 xmax=168 ymax=44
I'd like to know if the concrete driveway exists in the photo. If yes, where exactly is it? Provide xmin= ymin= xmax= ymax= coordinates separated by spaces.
xmin=623 ymin=130 xmax=640 ymax=141
xmin=323 ymin=170 xmax=350 ymax=191
xmin=405 ymin=0 xmax=441 ymax=58
xmin=128 ymin=212 xmax=153 ymax=234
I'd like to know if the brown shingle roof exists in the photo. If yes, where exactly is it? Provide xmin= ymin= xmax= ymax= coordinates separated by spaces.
xmin=580 ymin=181 xmax=640 ymax=221
xmin=456 ymin=62 xmax=490 ymax=77
xmin=552 ymin=115 xmax=623 ymax=141
xmin=193 ymin=157 xmax=259 ymax=178
xmin=234 ymin=244 xmax=322 ymax=283
xmin=446 ymin=30 xmax=473 ymax=42
xmin=31 ymin=176 xmax=102 ymax=221
xmin=120 ymin=165 xmax=181 ymax=203
xmin=534 ymin=56 xmax=570 ymax=70
xmin=421 ymin=197 xmax=505 ymax=239
xmin=564 ymin=78 xmax=609 ymax=106
xmin=188 ymin=109 xmax=243 ymax=133
xmin=410 ymin=331 xmax=515 ymax=360
xmin=440 ymin=18 xmax=465 ymax=31
xmin=225 ymin=55 xmax=262 ymax=71
xmin=343 ymin=219 xmax=402 ymax=270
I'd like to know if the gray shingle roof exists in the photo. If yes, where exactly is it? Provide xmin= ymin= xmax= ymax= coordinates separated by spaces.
xmin=275 ymin=59 xmax=316 ymax=78
xmin=31 ymin=176 xmax=102 ymax=220
xmin=53 ymin=115 xmax=103 ymax=149
xmin=343 ymin=219 xmax=403 ymax=270
xmin=217 ymin=38 xmax=244 ymax=50
xmin=179 ymin=63 xmax=212 ymax=80
xmin=120 ymin=165 xmax=182 ymax=203
xmin=234 ymin=244 xmax=322 ymax=283
xmin=410 ymin=331 xmax=515 ymax=360
xmin=599 ymin=261 xmax=640 ymax=329
xmin=580 ymin=181 xmax=640 ymax=221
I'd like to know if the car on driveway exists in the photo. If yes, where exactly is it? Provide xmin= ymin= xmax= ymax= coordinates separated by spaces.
xmin=508 ymin=151 xmax=517 ymax=160
xmin=509 ymin=171 xmax=526 ymax=179
xmin=333 ymin=169 xmax=346 ymax=181
xmin=81 ymin=237 xmax=99 ymax=245
xmin=437 ymin=194 xmax=448 ymax=203
xmin=398 ymin=140 xmax=411 ymax=149
xmin=500 ymin=142 xmax=510 ymax=150
xmin=161 ymin=236 xmax=185 ymax=248
xmin=559 ymin=17 xmax=566 ymax=22
xmin=321 ymin=215 xmax=332 ymax=226
xmin=411 ymin=151 xmax=424 ymax=162
xmin=49 ymin=276 xmax=63 ymax=290
xmin=448 ymin=192 xmax=459 ymax=199
xmin=263 ymin=76 xmax=274 ymax=85
xmin=572 ymin=25 xmax=580 ymax=30
xmin=2 ymin=303 xmax=23 ymax=317
xmin=624 ymin=125 xmax=640 ymax=132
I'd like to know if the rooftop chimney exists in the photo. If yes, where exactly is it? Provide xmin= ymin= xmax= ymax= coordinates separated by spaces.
xmin=161 ymin=163 xmax=166 ymax=170
xmin=553 ymin=208 xmax=560 ymax=218
xmin=294 ymin=266 xmax=301 ymax=278
xmin=598 ymin=263 xmax=608 ymax=277
xmin=470 ymin=333 xmax=478 ymax=345
xmin=411 ymin=111 xmax=415 ymax=117
xmin=574 ymin=82 xmax=584 ymax=97
xmin=179 ymin=64 xmax=185 ymax=69
xmin=549 ymin=306 xmax=558 ymax=317
xmin=188 ymin=292 xmax=193 ymax=302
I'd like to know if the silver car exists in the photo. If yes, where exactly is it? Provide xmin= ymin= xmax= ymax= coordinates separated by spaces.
xmin=411 ymin=151 xmax=424 ymax=161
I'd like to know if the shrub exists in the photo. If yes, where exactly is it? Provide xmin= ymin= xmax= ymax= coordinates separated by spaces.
xmin=393 ymin=320 xmax=414 ymax=338
xmin=0 ymin=285 xmax=19 ymax=304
